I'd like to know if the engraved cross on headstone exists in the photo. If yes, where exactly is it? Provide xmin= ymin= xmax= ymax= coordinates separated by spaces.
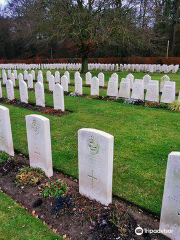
xmin=88 ymin=170 xmax=97 ymax=188
xmin=34 ymin=151 xmax=40 ymax=162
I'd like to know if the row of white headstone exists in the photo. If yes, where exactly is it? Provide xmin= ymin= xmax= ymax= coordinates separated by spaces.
xmin=1 ymin=70 xmax=178 ymax=104
xmin=0 ymin=62 xmax=179 ymax=73
xmin=0 ymin=68 xmax=173 ymax=87
xmin=85 ymin=72 xmax=177 ymax=104
xmin=0 ymin=105 xmax=114 ymax=206
xmin=0 ymin=79 xmax=65 ymax=111
xmin=1 ymin=68 xmax=174 ymax=89
xmin=0 ymin=69 xmax=69 ymax=83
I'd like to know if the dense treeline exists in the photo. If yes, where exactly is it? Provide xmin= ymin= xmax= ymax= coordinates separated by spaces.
xmin=0 ymin=0 xmax=180 ymax=71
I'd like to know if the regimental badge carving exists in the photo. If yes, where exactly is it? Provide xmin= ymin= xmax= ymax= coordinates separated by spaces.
xmin=88 ymin=135 xmax=99 ymax=155
xmin=31 ymin=119 xmax=39 ymax=135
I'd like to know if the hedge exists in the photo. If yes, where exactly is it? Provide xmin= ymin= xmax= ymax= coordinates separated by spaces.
xmin=0 ymin=57 xmax=180 ymax=65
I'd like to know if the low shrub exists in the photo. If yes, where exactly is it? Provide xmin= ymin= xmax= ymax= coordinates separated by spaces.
xmin=1 ymin=57 xmax=180 ymax=64
xmin=168 ymin=101 xmax=180 ymax=112
xmin=15 ymin=167 xmax=45 ymax=187
xmin=39 ymin=180 xmax=68 ymax=198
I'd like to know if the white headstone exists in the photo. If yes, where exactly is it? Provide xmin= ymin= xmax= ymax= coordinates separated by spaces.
xmin=7 ymin=70 xmax=11 ymax=79
xmin=38 ymin=70 xmax=42 ymax=76
xmin=3 ymin=72 xmax=7 ymax=85
xmin=49 ymin=75 xmax=55 ymax=91
xmin=10 ymin=73 xmax=16 ymax=86
xmin=18 ymin=73 xmax=23 ymax=86
xmin=131 ymin=81 xmax=144 ymax=100
xmin=119 ymin=78 xmax=130 ymax=99
xmin=160 ymin=152 xmax=180 ymax=240
xmin=75 ymin=72 xmax=80 ymax=82
xmin=160 ymin=75 xmax=170 ymax=92
xmin=26 ymin=114 xmax=53 ymax=178
xmin=46 ymin=71 xmax=51 ymax=82
xmin=55 ymin=71 xmax=60 ymax=83
xmin=61 ymin=75 xmax=68 ymax=92
xmin=53 ymin=84 xmax=65 ymax=111
xmin=24 ymin=70 xmax=28 ymax=80
xmin=13 ymin=70 xmax=17 ymax=79
xmin=111 ymin=73 xmax=118 ymax=81
xmin=6 ymin=80 xmax=15 ymax=101
xmin=27 ymin=74 xmax=33 ymax=89
xmin=86 ymin=72 xmax=92 ymax=85
xmin=161 ymin=81 xmax=175 ymax=103
xmin=35 ymin=82 xmax=45 ymax=107
xmin=31 ymin=70 xmax=35 ymax=80
xmin=91 ymin=77 xmax=99 ymax=96
xmin=64 ymin=71 xmax=70 ymax=84
xmin=143 ymin=74 xmax=151 ymax=90
xmin=107 ymin=77 xmax=118 ymax=97
xmin=0 ymin=106 xmax=14 ymax=156
xmin=37 ymin=74 xmax=43 ymax=84
xmin=145 ymin=80 xmax=159 ymax=103
xmin=20 ymin=80 xmax=28 ymax=103
xmin=75 ymin=76 xmax=83 ymax=95
xmin=98 ymin=72 xmax=104 ymax=87
xmin=126 ymin=74 xmax=134 ymax=89
xmin=78 ymin=128 xmax=114 ymax=205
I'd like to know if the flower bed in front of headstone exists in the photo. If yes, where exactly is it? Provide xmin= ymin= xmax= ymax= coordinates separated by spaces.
xmin=0 ymin=152 xmax=164 ymax=240
xmin=0 ymin=97 xmax=71 ymax=117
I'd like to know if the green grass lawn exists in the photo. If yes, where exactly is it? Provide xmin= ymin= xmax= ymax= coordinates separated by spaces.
xmin=0 ymin=70 xmax=180 ymax=217
xmin=0 ymin=189 xmax=62 ymax=240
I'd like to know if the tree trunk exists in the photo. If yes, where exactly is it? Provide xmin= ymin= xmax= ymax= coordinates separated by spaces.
xmin=51 ymin=47 xmax=53 ymax=59
xmin=81 ymin=54 xmax=88 ymax=73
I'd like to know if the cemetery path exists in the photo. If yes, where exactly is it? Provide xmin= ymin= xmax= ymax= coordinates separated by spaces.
xmin=0 ymin=153 xmax=169 ymax=240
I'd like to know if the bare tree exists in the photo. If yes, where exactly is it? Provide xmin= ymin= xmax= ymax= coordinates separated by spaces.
xmin=37 ymin=0 xmax=138 ymax=72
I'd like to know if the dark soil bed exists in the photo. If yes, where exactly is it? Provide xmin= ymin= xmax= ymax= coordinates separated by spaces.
xmin=0 ymin=98 xmax=71 ymax=117
xmin=0 ymin=154 xmax=169 ymax=240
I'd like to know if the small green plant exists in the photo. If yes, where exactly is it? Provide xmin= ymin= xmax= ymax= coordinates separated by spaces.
xmin=168 ymin=101 xmax=180 ymax=112
xmin=15 ymin=167 xmax=45 ymax=187
xmin=39 ymin=180 xmax=67 ymax=198
xmin=109 ymin=205 xmax=135 ymax=237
